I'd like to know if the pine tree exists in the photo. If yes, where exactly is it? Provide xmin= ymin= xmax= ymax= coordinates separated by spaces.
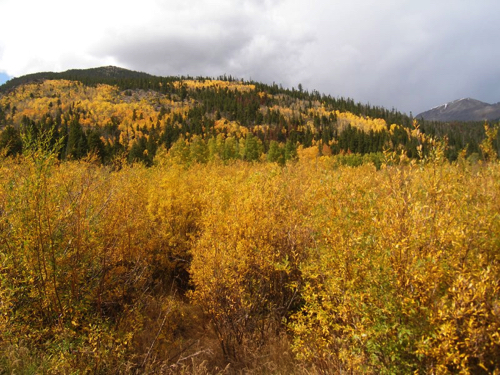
xmin=0 ymin=125 xmax=22 ymax=156
xmin=66 ymin=116 xmax=88 ymax=159
xmin=128 ymin=136 xmax=147 ymax=164
xmin=87 ymin=129 xmax=105 ymax=161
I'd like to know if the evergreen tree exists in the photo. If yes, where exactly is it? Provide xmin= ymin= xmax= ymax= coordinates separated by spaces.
xmin=0 ymin=125 xmax=23 ymax=156
xmin=128 ymin=137 xmax=147 ymax=164
xmin=87 ymin=129 xmax=106 ymax=161
xmin=66 ymin=117 xmax=88 ymax=159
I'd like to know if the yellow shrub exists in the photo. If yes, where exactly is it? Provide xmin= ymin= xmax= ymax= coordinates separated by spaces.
xmin=189 ymin=162 xmax=315 ymax=361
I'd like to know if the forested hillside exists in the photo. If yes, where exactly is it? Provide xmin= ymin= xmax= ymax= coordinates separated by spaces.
xmin=0 ymin=68 xmax=499 ymax=374
xmin=1 ymin=67 xmax=497 ymax=164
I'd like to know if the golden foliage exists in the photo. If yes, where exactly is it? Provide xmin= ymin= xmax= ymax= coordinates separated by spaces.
xmin=290 ymin=158 xmax=500 ymax=373
xmin=213 ymin=118 xmax=249 ymax=137
xmin=0 ymin=141 xmax=499 ymax=373
xmin=0 ymin=79 xmax=190 ymax=147
xmin=334 ymin=110 xmax=388 ymax=132
xmin=189 ymin=162 xmax=315 ymax=361
xmin=175 ymin=79 xmax=256 ymax=92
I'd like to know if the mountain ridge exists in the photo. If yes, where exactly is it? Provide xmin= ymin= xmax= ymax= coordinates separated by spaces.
xmin=0 ymin=66 xmax=414 ymax=126
xmin=0 ymin=66 xmax=154 ymax=93
xmin=417 ymin=98 xmax=500 ymax=122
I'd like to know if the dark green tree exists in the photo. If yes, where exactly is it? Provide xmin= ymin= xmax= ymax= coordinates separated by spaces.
xmin=87 ymin=129 xmax=106 ymax=161
xmin=0 ymin=125 xmax=23 ymax=156
xmin=128 ymin=136 xmax=147 ymax=164
xmin=66 ymin=117 xmax=88 ymax=159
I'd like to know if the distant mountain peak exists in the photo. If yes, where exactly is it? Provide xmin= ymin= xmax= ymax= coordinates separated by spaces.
xmin=417 ymin=98 xmax=500 ymax=122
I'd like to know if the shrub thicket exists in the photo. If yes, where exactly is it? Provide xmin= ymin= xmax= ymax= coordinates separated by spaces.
xmin=0 ymin=136 xmax=499 ymax=374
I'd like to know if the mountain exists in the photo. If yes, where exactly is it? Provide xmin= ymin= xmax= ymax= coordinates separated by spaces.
xmin=0 ymin=66 xmax=154 ymax=93
xmin=416 ymin=98 xmax=500 ymax=122
xmin=0 ymin=66 xmax=495 ymax=163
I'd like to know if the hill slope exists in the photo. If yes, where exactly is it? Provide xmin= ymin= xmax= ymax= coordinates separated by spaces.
xmin=0 ymin=66 xmax=154 ymax=93
xmin=0 ymin=67 xmax=497 ymax=163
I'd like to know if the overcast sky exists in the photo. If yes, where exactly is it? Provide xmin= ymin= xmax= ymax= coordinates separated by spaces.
xmin=1 ymin=0 xmax=499 ymax=115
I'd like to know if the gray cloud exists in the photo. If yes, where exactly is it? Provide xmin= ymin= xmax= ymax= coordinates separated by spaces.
xmin=1 ymin=0 xmax=500 ymax=115
xmin=90 ymin=0 xmax=315 ymax=87
xmin=98 ymin=32 xmax=253 ymax=76
xmin=289 ymin=1 xmax=500 ymax=114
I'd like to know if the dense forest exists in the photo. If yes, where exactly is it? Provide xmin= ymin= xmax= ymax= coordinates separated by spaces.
xmin=0 ymin=68 xmax=499 ymax=374
xmin=1 ymin=66 xmax=498 ymax=165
